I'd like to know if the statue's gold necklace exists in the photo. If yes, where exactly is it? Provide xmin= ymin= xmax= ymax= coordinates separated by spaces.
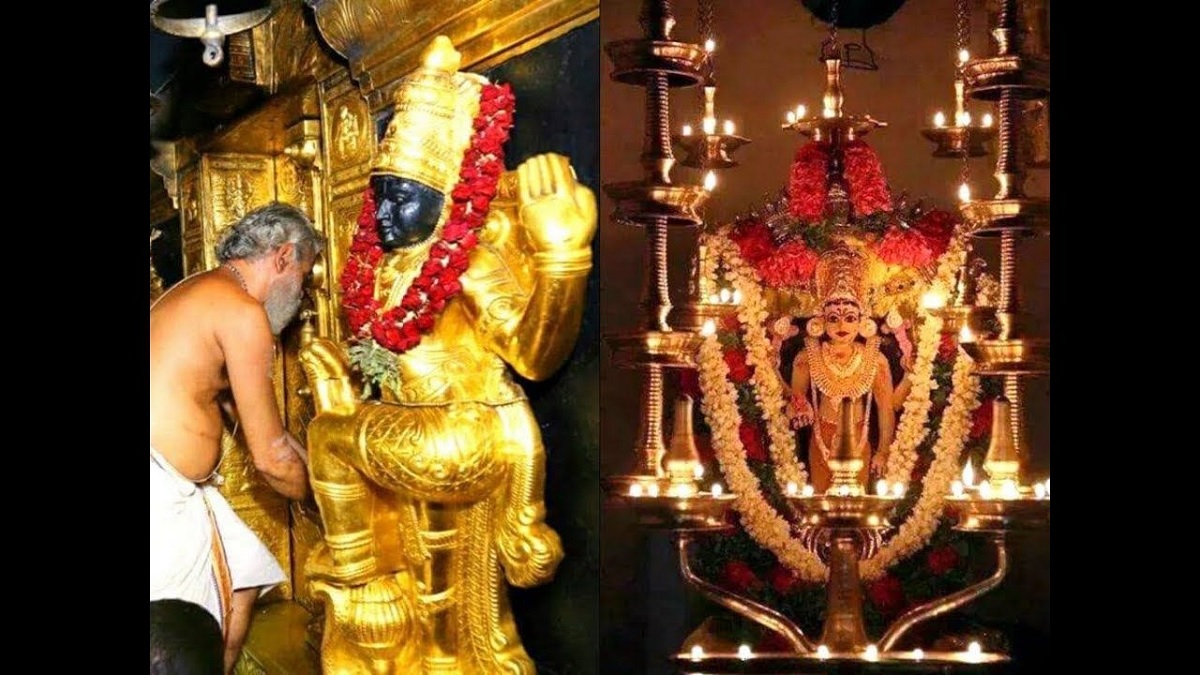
xmin=805 ymin=336 xmax=880 ymax=402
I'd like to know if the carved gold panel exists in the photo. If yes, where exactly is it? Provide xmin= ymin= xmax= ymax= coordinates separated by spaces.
xmin=201 ymin=154 xmax=277 ymax=243
xmin=308 ymin=0 xmax=598 ymax=109
xmin=319 ymin=72 xmax=374 ymax=188
xmin=179 ymin=169 xmax=205 ymax=276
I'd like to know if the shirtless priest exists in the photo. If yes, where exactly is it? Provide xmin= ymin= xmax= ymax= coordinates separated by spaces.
xmin=150 ymin=203 xmax=323 ymax=673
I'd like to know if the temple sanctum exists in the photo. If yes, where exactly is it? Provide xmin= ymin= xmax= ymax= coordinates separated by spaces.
xmin=150 ymin=1 xmax=1049 ymax=673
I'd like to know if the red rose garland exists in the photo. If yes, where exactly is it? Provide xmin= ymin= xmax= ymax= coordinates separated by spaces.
xmin=339 ymin=83 xmax=515 ymax=354
xmin=787 ymin=139 xmax=893 ymax=220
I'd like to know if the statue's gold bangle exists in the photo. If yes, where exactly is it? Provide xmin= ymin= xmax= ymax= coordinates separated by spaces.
xmin=533 ymin=249 xmax=592 ymax=276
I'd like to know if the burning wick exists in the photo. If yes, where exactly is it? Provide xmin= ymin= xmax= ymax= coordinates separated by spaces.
xmin=958 ymin=182 xmax=972 ymax=203
xmin=982 ymin=113 xmax=994 ymax=127
xmin=737 ymin=645 xmax=752 ymax=660
xmin=864 ymin=645 xmax=879 ymax=661
xmin=786 ymin=481 xmax=798 ymax=496
xmin=690 ymin=645 xmax=704 ymax=661
xmin=711 ymin=483 xmax=723 ymax=498
xmin=704 ymin=38 xmax=716 ymax=53
xmin=802 ymin=484 xmax=815 ymax=497
xmin=724 ymin=120 xmax=735 ymax=135
xmin=796 ymin=104 xmax=806 ymax=119
xmin=647 ymin=483 xmax=660 ymax=498
xmin=966 ymin=641 xmax=983 ymax=662
xmin=1033 ymin=483 xmax=1045 ymax=499
xmin=951 ymin=480 xmax=965 ymax=497
xmin=978 ymin=482 xmax=993 ymax=500
xmin=701 ymin=319 xmax=716 ymax=336
xmin=816 ymin=645 xmax=831 ymax=660
xmin=629 ymin=484 xmax=643 ymax=497
xmin=913 ymin=648 xmax=925 ymax=661
xmin=934 ymin=111 xmax=946 ymax=128
xmin=892 ymin=482 xmax=905 ymax=497
xmin=875 ymin=479 xmax=889 ymax=497
xmin=962 ymin=460 xmax=976 ymax=487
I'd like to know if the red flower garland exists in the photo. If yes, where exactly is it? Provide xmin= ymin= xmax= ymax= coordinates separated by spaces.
xmin=339 ymin=83 xmax=515 ymax=354
xmin=787 ymin=139 xmax=893 ymax=221
xmin=728 ymin=219 xmax=820 ymax=288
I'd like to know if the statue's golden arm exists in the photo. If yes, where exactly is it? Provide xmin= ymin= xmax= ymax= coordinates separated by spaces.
xmin=462 ymin=153 xmax=597 ymax=382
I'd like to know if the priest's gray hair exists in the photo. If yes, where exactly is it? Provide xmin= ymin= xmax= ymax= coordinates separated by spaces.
xmin=215 ymin=203 xmax=326 ymax=264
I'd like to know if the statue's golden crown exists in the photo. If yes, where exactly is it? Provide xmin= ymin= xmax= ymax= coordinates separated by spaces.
xmin=814 ymin=244 xmax=868 ymax=308
xmin=372 ymin=36 xmax=486 ymax=195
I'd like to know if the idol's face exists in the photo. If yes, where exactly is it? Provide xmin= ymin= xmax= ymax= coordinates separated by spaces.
xmin=823 ymin=301 xmax=861 ymax=344
xmin=371 ymin=174 xmax=446 ymax=251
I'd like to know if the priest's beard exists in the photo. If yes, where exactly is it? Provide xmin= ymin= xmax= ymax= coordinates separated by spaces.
xmin=264 ymin=274 xmax=303 ymax=336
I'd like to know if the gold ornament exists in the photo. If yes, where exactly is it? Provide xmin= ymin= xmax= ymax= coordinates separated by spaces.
xmin=371 ymin=36 xmax=487 ymax=195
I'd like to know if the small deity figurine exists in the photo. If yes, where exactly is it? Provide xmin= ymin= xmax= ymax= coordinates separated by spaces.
xmin=790 ymin=245 xmax=895 ymax=494
xmin=298 ymin=36 xmax=596 ymax=675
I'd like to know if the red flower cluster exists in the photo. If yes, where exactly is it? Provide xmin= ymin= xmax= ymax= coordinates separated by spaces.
xmin=926 ymin=545 xmax=960 ymax=575
xmin=866 ymin=575 xmax=906 ymax=615
xmin=937 ymin=334 xmax=958 ymax=362
xmin=767 ymin=564 xmax=801 ymax=595
xmin=971 ymin=396 xmax=994 ymax=440
xmin=340 ymin=83 xmax=515 ymax=354
xmin=758 ymin=239 xmax=820 ymax=288
xmin=787 ymin=140 xmax=894 ymax=221
xmin=727 ymin=219 xmax=819 ymax=288
xmin=729 ymin=219 xmax=775 ymax=266
xmin=842 ymin=140 xmax=893 ymax=217
xmin=724 ymin=349 xmax=752 ymax=383
xmin=787 ymin=142 xmax=830 ymax=220
xmin=720 ymin=560 xmax=763 ymax=594
xmin=739 ymin=421 xmax=767 ymax=461
xmin=913 ymin=209 xmax=957 ymax=258
xmin=875 ymin=227 xmax=938 ymax=269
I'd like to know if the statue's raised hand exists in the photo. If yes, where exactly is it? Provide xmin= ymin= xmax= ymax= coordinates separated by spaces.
xmin=517 ymin=153 xmax=597 ymax=254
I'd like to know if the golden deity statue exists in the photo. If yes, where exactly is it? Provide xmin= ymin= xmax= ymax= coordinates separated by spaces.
xmin=791 ymin=245 xmax=896 ymax=494
xmin=298 ymin=36 xmax=597 ymax=675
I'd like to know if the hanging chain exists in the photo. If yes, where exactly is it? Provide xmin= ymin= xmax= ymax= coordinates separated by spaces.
xmin=822 ymin=0 xmax=840 ymax=60
xmin=700 ymin=0 xmax=715 ymax=83
xmin=955 ymin=0 xmax=970 ymax=60
xmin=956 ymin=0 xmax=971 ymax=186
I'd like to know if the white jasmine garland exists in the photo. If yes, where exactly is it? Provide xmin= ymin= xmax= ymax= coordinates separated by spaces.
xmin=694 ymin=228 xmax=977 ymax=580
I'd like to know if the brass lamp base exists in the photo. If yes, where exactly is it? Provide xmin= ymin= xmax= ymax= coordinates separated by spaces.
xmin=671 ymin=650 xmax=1010 ymax=674
xmin=963 ymin=55 xmax=1050 ymax=101
xmin=960 ymin=198 xmax=1050 ymax=237
xmin=782 ymin=114 xmax=886 ymax=142
xmin=673 ymin=301 xmax=736 ymax=334
xmin=604 ymin=329 xmax=704 ymax=368
xmin=605 ymin=38 xmax=708 ymax=87
xmin=933 ymin=305 xmax=998 ymax=340
xmin=945 ymin=494 xmax=1050 ymax=533
xmin=604 ymin=181 xmax=709 ymax=227
xmin=672 ymin=133 xmax=752 ymax=170
xmin=603 ymin=476 xmax=736 ymax=532
xmin=920 ymin=125 xmax=996 ymax=158
xmin=786 ymin=494 xmax=901 ymax=530
xmin=960 ymin=337 xmax=1049 ymax=376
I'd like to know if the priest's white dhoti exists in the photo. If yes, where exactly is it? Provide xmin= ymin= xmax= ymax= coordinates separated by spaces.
xmin=149 ymin=446 xmax=286 ymax=629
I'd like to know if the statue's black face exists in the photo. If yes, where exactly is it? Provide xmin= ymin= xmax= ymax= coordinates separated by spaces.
xmin=371 ymin=174 xmax=445 ymax=251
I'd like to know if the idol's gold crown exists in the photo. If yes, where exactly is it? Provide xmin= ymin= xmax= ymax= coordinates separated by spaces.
xmin=815 ymin=244 xmax=868 ymax=309
xmin=372 ymin=36 xmax=486 ymax=195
